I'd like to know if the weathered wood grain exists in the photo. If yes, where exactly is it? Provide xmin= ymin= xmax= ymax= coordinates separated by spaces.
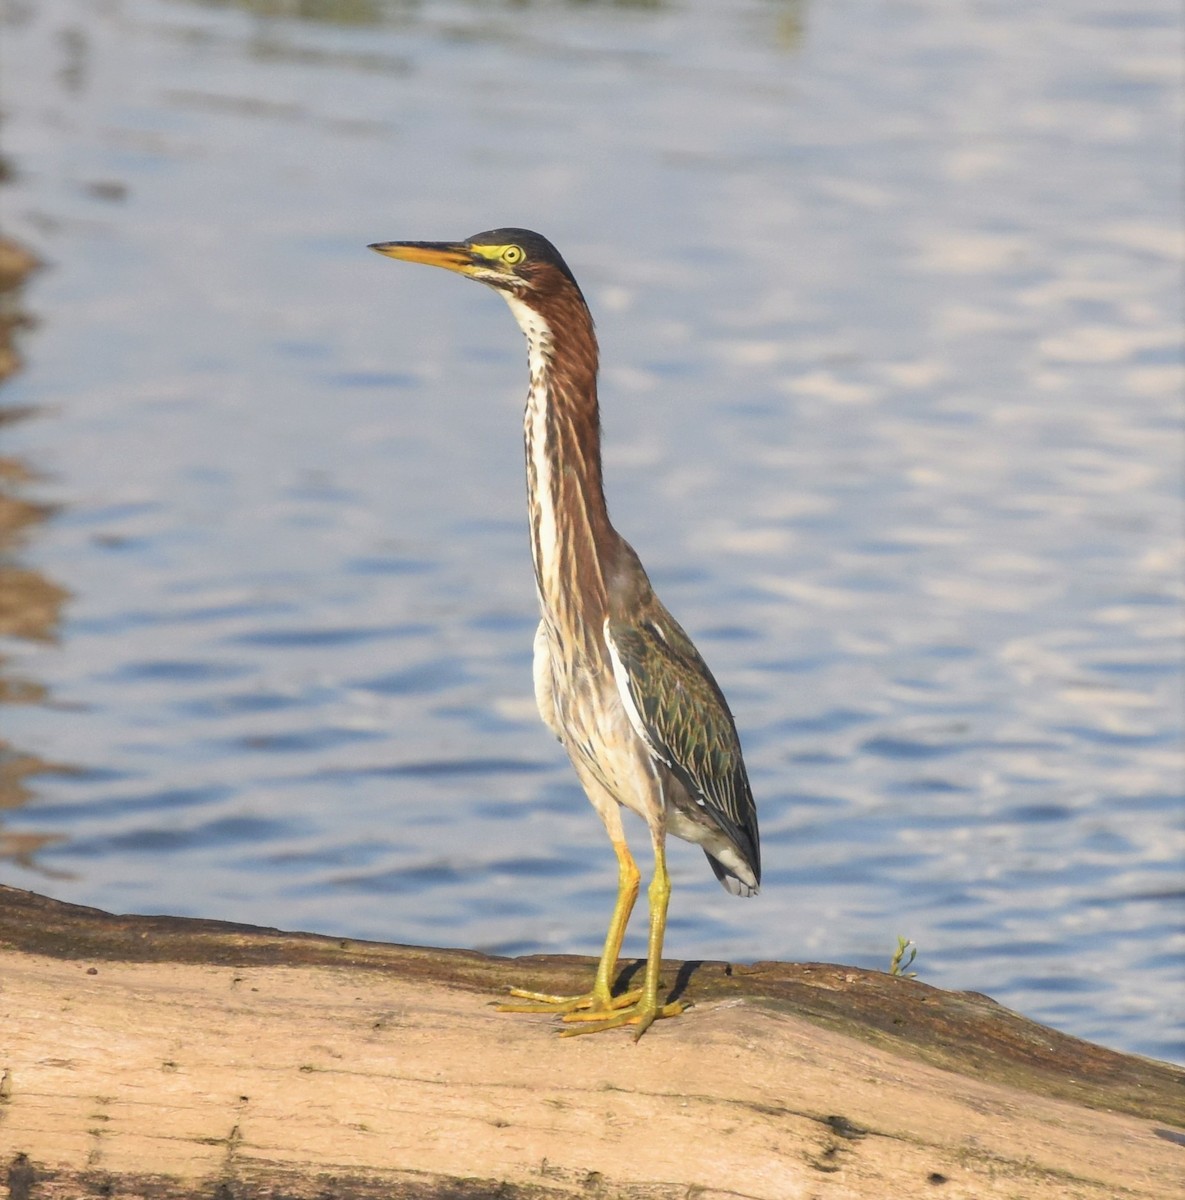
xmin=1 ymin=885 xmax=1181 ymax=1199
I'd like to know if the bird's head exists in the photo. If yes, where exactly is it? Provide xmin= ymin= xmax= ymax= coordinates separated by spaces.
xmin=369 ymin=228 xmax=584 ymax=304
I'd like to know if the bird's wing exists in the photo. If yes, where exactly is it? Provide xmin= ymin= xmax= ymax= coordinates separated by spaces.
xmin=603 ymin=611 xmax=759 ymax=870
xmin=532 ymin=620 xmax=564 ymax=742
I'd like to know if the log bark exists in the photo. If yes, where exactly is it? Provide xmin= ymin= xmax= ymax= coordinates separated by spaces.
xmin=0 ymin=884 xmax=1181 ymax=1199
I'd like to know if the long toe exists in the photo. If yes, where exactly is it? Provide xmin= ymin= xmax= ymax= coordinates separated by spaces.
xmin=497 ymin=985 xmax=641 ymax=1016
xmin=558 ymin=998 xmax=687 ymax=1038
xmin=499 ymin=988 xmax=590 ymax=1009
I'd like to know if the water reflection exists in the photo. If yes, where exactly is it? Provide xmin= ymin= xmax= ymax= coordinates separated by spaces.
xmin=170 ymin=0 xmax=809 ymax=54
xmin=183 ymin=0 xmax=673 ymax=26
xmin=0 ymin=233 xmax=72 ymax=874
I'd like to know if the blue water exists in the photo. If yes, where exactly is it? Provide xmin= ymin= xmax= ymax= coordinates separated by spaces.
xmin=1 ymin=0 xmax=1181 ymax=1064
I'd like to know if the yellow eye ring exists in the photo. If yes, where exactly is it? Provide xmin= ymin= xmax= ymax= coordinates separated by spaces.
xmin=502 ymin=245 xmax=525 ymax=265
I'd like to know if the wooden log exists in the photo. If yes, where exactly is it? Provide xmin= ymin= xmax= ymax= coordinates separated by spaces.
xmin=1 ymin=884 xmax=1181 ymax=1199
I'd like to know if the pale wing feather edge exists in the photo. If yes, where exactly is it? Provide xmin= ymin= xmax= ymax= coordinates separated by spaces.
xmin=604 ymin=617 xmax=759 ymax=877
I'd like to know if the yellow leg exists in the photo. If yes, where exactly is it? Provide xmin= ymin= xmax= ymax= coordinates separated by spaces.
xmin=498 ymin=837 xmax=643 ymax=1015
xmin=559 ymin=834 xmax=687 ymax=1039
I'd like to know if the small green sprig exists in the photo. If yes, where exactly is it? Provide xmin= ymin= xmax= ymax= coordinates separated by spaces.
xmin=888 ymin=936 xmax=918 ymax=978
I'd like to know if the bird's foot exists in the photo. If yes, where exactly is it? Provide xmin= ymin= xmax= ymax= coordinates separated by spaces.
xmin=498 ymin=984 xmax=686 ymax=1038
xmin=496 ymin=986 xmax=642 ymax=1016
xmin=558 ymin=996 xmax=687 ymax=1040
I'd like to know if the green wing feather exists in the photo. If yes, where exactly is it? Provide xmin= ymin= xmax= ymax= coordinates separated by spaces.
xmin=605 ymin=610 xmax=760 ymax=882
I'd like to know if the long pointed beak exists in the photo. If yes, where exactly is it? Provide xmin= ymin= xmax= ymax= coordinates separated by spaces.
xmin=368 ymin=240 xmax=472 ymax=273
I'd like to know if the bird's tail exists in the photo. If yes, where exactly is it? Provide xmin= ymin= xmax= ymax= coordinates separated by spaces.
xmin=705 ymin=849 xmax=760 ymax=898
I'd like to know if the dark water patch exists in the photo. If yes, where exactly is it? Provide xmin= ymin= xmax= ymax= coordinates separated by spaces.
xmin=31 ymin=784 xmax=232 ymax=823
xmin=906 ymin=889 xmax=979 ymax=913
xmin=1100 ymin=791 xmax=1185 ymax=815
xmin=726 ymin=397 xmax=778 ymax=418
xmin=275 ymin=339 xmax=331 ymax=360
xmin=698 ymin=623 xmax=761 ymax=642
xmin=564 ymin=879 xmax=624 ymax=908
xmin=1086 ymin=658 xmax=1181 ymax=678
xmin=995 ymin=860 xmax=1112 ymax=888
xmin=754 ymin=653 xmax=841 ymax=675
xmin=860 ymin=734 xmax=964 ymax=760
xmin=1132 ymin=343 xmax=1184 ymax=366
xmin=886 ymin=676 xmax=947 ymax=695
xmin=66 ymin=814 xmax=293 ymax=857
xmin=63 ymin=500 xmax=162 ymax=526
xmin=1110 ymin=589 xmax=1181 ymax=608
xmin=229 ymin=624 xmax=413 ymax=648
xmin=466 ymin=610 xmax=537 ymax=634
xmin=102 ymin=658 xmax=252 ymax=685
xmin=74 ymin=600 xmax=293 ymax=636
xmin=1079 ymin=826 xmax=1136 ymax=854
xmin=461 ymin=343 xmax=516 ymax=365
xmin=885 ymin=776 xmax=971 ymax=795
xmin=402 ymin=808 xmax=455 ymax=829
xmin=1081 ymin=9 xmax=1179 ymax=30
xmin=833 ymin=571 xmax=901 ymax=594
xmin=993 ymin=737 xmax=1068 ymax=754
xmin=933 ymin=914 xmax=1001 ymax=932
xmin=178 ymin=689 xmax=314 ymax=718
xmin=281 ymin=477 xmax=358 ymax=514
xmin=782 ymin=512 xmax=846 ymax=534
xmin=1019 ymin=1000 xmax=1097 ymax=1027
xmin=90 ymin=532 xmax=155 ymax=553
xmin=665 ymin=910 xmax=739 ymax=940
xmin=642 ymin=358 xmax=698 ymax=379
xmin=1091 ymin=886 xmax=1185 ymax=907
xmin=508 ymin=779 xmax=586 ymax=815
xmin=230 ymin=726 xmax=384 ymax=754
xmin=474 ymin=798 xmax=529 ymax=819
xmin=174 ymin=599 xmax=297 ymax=624
xmin=203 ymin=814 xmax=301 ymax=846
xmin=774 ymin=707 xmax=877 ymax=735
xmin=28 ymin=763 xmax=133 ymax=790
xmin=648 ymin=564 xmax=712 ymax=588
xmin=314 ymin=756 xmax=549 ymax=781
xmin=1059 ymin=723 xmax=1173 ymax=747
xmin=326 ymin=370 xmax=417 ymax=388
xmin=493 ymin=854 xmax=587 ymax=880
xmin=326 ymin=859 xmax=472 ymax=894
xmin=1001 ymin=803 xmax=1075 ymax=823
xmin=785 ymin=851 xmax=928 ymax=887
xmin=1055 ymin=74 xmax=1167 ymax=105
xmin=477 ymin=936 xmax=551 ymax=956
xmin=938 ymin=940 xmax=1061 ymax=964
xmin=1006 ymin=973 xmax=1106 ymax=996
xmin=918 ymin=643 xmax=976 ymax=660
xmin=889 ymin=809 xmax=992 ymax=833
xmin=356 ymin=658 xmax=470 ymax=695
xmin=1135 ymin=949 xmax=1185 ymax=973
xmin=853 ymin=538 xmax=915 ymax=556
xmin=433 ymin=702 xmax=532 ymax=734
xmin=345 ymin=556 xmax=435 ymax=578
xmin=763 ymin=789 xmax=851 ymax=817
xmin=262 ymin=843 xmax=390 ymax=870
xmin=452 ymin=516 xmax=522 ymax=539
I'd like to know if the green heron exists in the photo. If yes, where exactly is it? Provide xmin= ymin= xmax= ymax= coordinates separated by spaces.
xmin=370 ymin=229 xmax=760 ymax=1038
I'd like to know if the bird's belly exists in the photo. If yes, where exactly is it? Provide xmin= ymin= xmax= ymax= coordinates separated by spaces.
xmin=548 ymin=655 xmax=662 ymax=825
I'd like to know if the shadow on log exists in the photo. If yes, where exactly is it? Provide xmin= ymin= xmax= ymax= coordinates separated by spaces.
xmin=1 ymin=884 xmax=1182 ymax=1199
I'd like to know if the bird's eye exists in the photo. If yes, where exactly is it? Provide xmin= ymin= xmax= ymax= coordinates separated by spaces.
xmin=502 ymin=245 xmax=525 ymax=265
